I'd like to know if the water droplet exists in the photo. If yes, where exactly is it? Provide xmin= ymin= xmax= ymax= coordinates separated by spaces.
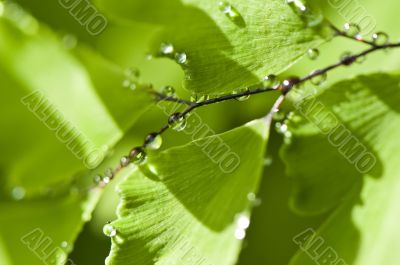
xmin=60 ymin=241 xmax=73 ymax=252
xmin=60 ymin=241 xmax=68 ymax=248
xmin=160 ymin=42 xmax=174 ymax=55
xmin=275 ymin=122 xmax=288 ymax=134
xmin=129 ymin=147 xmax=147 ymax=165
xmin=307 ymin=48 xmax=320 ymax=60
xmin=310 ymin=70 xmax=327 ymax=86
xmin=233 ymin=89 xmax=250 ymax=101
xmin=287 ymin=0 xmax=323 ymax=27
xmin=11 ymin=186 xmax=26 ymax=200
xmin=145 ymin=53 xmax=153 ymax=60
xmin=61 ymin=34 xmax=77 ymax=49
xmin=284 ymin=132 xmax=293 ymax=144
xmin=103 ymin=176 xmax=111 ymax=184
xmin=272 ymin=110 xmax=285 ymax=121
xmin=175 ymin=52 xmax=187 ymax=64
xmin=263 ymin=156 xmax=273 ymax=167
xmin=286 ymin=0 xmax=307 ymax=13
xmin=168 ymin=113 xmax=187 ymax=131
xmin=120 ymin=156 xmax=130 ymax=167
xmin=125 ymin=67 xmax=140 ymax=79
xmin=103 ymin=223 xmax=117 ymax=238
xmin=147 ymin=164 xmax=159 ymax=175
xmin=122 ymin=79 xmax=137 ymax=91
xmin=219 ymin=1 xmax=241 ymax=21
xmin=262 ymin=74 xmax=279 ymax=88
xmin=356 ymin=55 xmax=366 ymax=64
xmin=236 ymin=214 xmax=250 ymax=229
xmin=93 ymin=175 xmax=103 ymax=184
xmin=105 ymin=168 xmax=113 ymax=177
xmin=247 ymin=192 xmax=262 ymax=206
xmin=161 ymin=86 xmax=175 ymax=97
xmin=343 ymin=23 xmax=361 ymax=38
xmin=372 ymin=32 xmax=389 ymax=46
xmin=144 ymin=133 xmax=162 ymax=150
xmin=234 ymin=228 xmax=246 ymax=240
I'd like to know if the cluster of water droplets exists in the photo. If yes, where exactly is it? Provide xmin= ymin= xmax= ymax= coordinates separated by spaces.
xmin=343 ymin=22 xmax=390 ymax=46
xmin=234 ymin=213 xmax=250 ymax=240
xmin=273 ymin=110 xmax=293 ymax=144
xmin=247 ymin=192 xmax=262 ymax=207
xmin=103 ymin=222 xmax=125 ymax=244
xmin=93 ymin=167 xmax=114 ymax=185
xmin=122 ymin=67 xmax=140 ymax=91
xmin=160 ymin=42 xmax=188 ymax=65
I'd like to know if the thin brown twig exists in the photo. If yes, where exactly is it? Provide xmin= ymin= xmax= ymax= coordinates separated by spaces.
xmin=93 ymin=28 xmax=400 ymax=187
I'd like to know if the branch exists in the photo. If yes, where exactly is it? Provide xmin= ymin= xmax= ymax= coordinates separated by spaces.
xmin=92 ymin=26 xmax=400 ymax=187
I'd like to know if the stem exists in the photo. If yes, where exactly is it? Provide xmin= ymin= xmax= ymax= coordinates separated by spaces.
xmin=94 ymin=26 xmax=400 ymax=187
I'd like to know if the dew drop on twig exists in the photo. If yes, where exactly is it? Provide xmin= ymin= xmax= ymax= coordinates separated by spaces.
xmin=343 ymin=23 xmax=361 ymax=38
xmin=168 ymin=113 xmax=187 ymax=131
xmin=310 ymin=70 xmax=327 ymax=86
xmin=129 ymin=147 xmax=147 ymax=165
xmin=144 ymin=133 xmax=163 ymax=150
xmin=161 ymin=86 xmax=175 ymax=97
xmin=372 ymin=32 xmax=389 ymax=46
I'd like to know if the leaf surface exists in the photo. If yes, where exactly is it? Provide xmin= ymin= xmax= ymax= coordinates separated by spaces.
xmin=106 ymin=119 xmax=270 ymax=265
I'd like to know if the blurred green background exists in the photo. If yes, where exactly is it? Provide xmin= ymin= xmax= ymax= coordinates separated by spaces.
xmin=0 ymin=0 xmax=399 ymax=264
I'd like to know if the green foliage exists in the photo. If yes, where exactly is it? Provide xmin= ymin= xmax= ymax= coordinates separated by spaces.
xmin=1 ymin=0 xmax=400 ymax=265
xmin=97 ymin=0 xmax=330 ymax=94
xmin=283 ymin=73 xmax=400 ymax=264
xmin=106 ymin=119 xmax=269 ymax=265
xmin=0 ymin=6 xmax=152 ymax=264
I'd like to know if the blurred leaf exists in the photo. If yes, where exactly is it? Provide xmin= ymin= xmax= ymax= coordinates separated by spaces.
xmin=106 ymin=119 xmax=270 ymax=265
xmin=0 ymin=191 xmax=101 ymax=265
xmin=97 ymin=0 xmax=331 ymax=94
xmin=281 ymin=73 xmax=400 ymax=264
xmin=0 ymin=4 xmax=153 ymax=264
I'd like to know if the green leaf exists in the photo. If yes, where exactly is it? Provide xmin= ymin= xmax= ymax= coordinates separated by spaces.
xmin=106 ymin=119 xmax=270 ymax=265
xmin=281 ymin=73 xmax=400 ymax=264
xmin=0 ymin=5 xmax=152 ymax=264
xmin=0 ymin=191 xmax=101 ymax=265
xmin=97 ymin=0 xmax=331 ymax=95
